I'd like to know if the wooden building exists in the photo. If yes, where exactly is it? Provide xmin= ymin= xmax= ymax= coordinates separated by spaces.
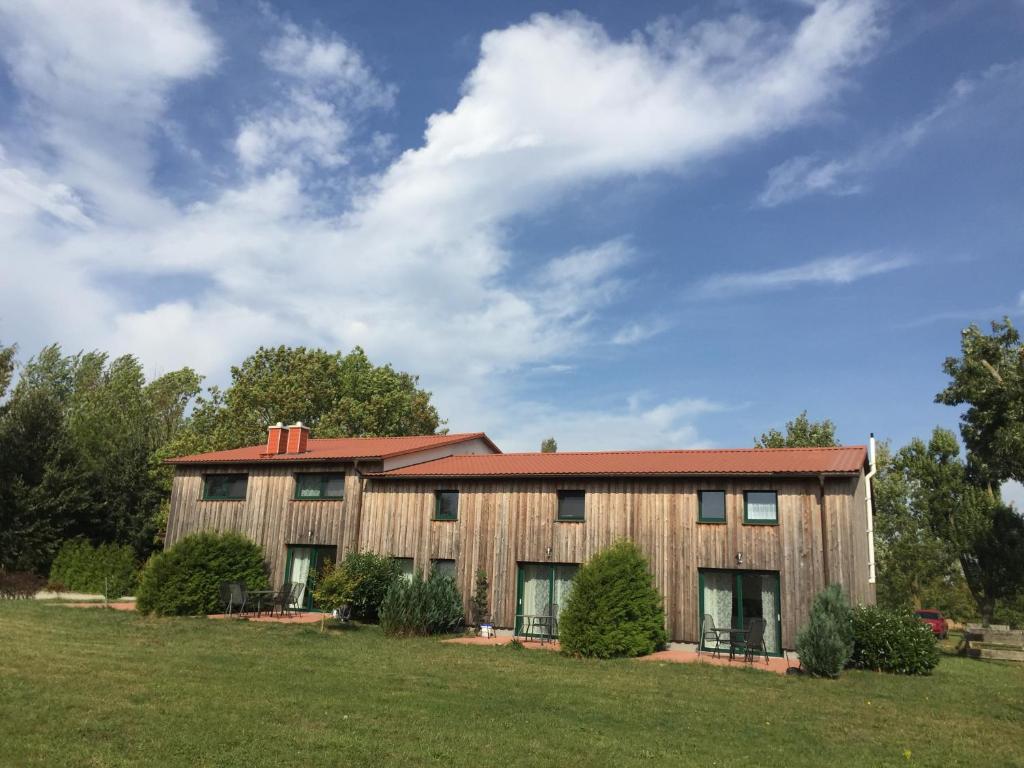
xmin=166 ymin=423 xmax=876 ymax=652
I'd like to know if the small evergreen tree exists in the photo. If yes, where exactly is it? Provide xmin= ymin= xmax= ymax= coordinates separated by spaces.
xmin=558 ymin=540 xmax=667 ymax=658
xmin=540 ymin=437 xmax=557 ymax=453
xmin=472 ymin=569 xmax=489 ymax=625
xmin=796 ymin=585 xmax=854 ymax=678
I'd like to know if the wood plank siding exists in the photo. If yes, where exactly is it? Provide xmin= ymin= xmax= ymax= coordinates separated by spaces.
xmin=167 ymin=466 xmax=874 ymax=648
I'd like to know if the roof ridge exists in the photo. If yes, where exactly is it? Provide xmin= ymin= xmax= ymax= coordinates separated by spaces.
xmin=307 ymin=432 xmax=480 ymax=442
xmin=431 ymin=445 xmax=864 ymax=458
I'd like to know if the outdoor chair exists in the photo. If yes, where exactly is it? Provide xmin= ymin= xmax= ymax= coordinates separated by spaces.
xmin=271 ymin=582 xmax=302 ymax=617
xmin=219 ymin=581 xmax=247 ymax=616
xmin=731 ymin=617 xmax=769 ymax=664
xmin=335 ymin=604 xmax=352 ymax=623
xmin=699 ymin=613 xmax=724 ymax=658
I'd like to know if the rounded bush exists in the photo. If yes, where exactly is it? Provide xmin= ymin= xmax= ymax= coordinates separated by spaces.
xmin=49 ymin=539 xmax=138 ymax=598
xmin=379 ymin=570 xmax=463 ymax=636
xmin=849 ymin=605 xmax=939 ymax=675
xmin=336 ymin=551 xmax=401 ymax=621
xmin=135 ymin=532 xmax=268 ymax=616
xmin=558 ymin=540 xmax=667 ymax=658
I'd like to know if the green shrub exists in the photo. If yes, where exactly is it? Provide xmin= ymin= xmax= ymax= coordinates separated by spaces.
xmin=558 ymin=540 xmax=667 ymax=658
xmin=472 ymin=569 xmax=490 ymax=625
xmin=796 ymin=585 xmax=853 ymax=678
xmin=379 ymin=570 xmax=463 ymax=636
xmin=311 ymin=559 xmax=360 ymax=614
xmin=49 ymin=539 xmax=138 ymax=598
xmin=335 ymin=551 xmax=401 ymax=621
xmin=849 ymin=605 xmax=939 ymax=675
xmin=135 ymin=532 xmax=268 ymax=616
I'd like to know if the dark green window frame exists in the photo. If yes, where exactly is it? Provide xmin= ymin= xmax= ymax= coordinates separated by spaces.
xmin=698 ymin=490 xmax=727 ymax=524
xmin=293 ymin=473 xmax=345 ymax=501
xmin=434 ymin=490 xmax=459 ymax=521
xmin=202 ymin=473 xmax=248 ymax=501
xmin=556 ymin=490 xmax=586 ymax=522
xmin=743 ymin=490 xmax=779 ymax=525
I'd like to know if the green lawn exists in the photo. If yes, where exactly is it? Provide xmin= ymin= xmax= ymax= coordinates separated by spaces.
xmin=1 ymin=603 xmax=1022 ymax=768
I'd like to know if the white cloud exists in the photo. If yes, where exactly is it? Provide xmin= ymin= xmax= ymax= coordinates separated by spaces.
xmin=757 ymin=61 xmax=1024 ymax=207
xmin=0 ymin=1 xmax=884 ymax=448
xmin=611 ymin=319 xmax=671 ymax=346
xmin=692 ymin=252 xmax=912 ymax=299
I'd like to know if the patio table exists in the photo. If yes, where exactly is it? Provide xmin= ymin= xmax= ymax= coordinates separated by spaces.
xmin=519 ymin=613 xmax=556 ymax=644
xmin=248 ymin=590 xmax=275 ymax=617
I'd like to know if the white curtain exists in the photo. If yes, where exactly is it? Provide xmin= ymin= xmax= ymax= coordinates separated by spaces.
xmin=552 ymin=565 xmax=577 ymax=624
xmin=702 ymin=572 xmax=734 ymax=649
xmin=288 ymin=548 xmax=312 ymax=608
xmin=760 ymin=576 xmax=780 ymax=654
xmin=746 ymin=491 xmax=777 ymax=522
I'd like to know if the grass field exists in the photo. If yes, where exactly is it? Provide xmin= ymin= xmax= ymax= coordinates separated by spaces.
xmin=1 ymin=603 xmax=1022 ymax=768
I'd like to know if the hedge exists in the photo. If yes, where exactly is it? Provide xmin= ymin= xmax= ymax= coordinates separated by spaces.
xmin=849 ymin=605 xmax=939 ymax=675
xmin=135 ymin=532 xmax=268 ymax=616
xmin=49 ymin=539 xmax=138 ymax=598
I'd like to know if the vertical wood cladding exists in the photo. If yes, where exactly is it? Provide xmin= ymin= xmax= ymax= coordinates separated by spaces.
xmin=167 ymin=467 xmax=873 ymax=648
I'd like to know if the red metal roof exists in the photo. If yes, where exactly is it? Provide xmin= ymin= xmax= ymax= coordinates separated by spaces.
xmin=165 ymin=433 xmax=498 ymax=464
xmin=370 ymin=445 xmax=867 ymax=478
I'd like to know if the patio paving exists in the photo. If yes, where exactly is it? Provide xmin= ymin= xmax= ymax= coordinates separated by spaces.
xmin=638 ymin=649 xmax=793 ymax=675
xmin=444 ymin=636 xmax=793 ymax=673
xmin=208 ymin=611 xmax=326 ymax=624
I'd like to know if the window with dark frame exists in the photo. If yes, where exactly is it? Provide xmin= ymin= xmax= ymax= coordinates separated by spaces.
xmin=294 ymin=473 xmax=345 ymax=500
xmin=744 ymin=490 xmax=779 ymax=524
xmin=557 ymin=490 xmax=586 ymax=521
xmin=698 ymin=490 xmax=726 ymax=523
xmin=202 ymin=474 xmax=248 ymax=500
xmin=431 ymin=559 xmax=457 ymax=579
xmin=434 ymin=490 xmax=459 ymax=521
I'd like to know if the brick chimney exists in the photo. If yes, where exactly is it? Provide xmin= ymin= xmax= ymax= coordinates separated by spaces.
xmin=266 ymin=422 xmax=287 ymax=455
xmin=286 ymin=422 xmax=310 ymax=454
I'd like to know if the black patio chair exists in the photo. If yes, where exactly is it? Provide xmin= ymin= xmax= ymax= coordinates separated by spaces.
xmin=732 ymin=617 xmax=769 ymax=664
xmin=220 ymin=581 xmax=247 ymax=616
xmin=336 ymin=604 xmax=352 ymax=623
xmin=699 ymin=613 xmax=725 ymax=658
xmin=271 ymin=582 xmax=303 ymax=617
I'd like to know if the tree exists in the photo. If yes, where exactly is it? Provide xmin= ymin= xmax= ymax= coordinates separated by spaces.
xmin=165 ymin=346 xmax=444 ymax=455
xmin=0 ymin=345 xmax=202 ymax=570
xmin=872 ymin=441 xmax=976 ymax=619
xmin=936 ymin=318 xmax=1024 ymax=486
xmin=755 ymin=411 xmax=839 ymax=448
xmin=897 ymin=428 xmax=1024 ymax=624
xmin=0 ymin=340 xmax=15 ymax=398
xmin=540 ymin=437 xmax=557 ymax=453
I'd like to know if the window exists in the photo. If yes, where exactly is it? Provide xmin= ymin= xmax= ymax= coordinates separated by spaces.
xmin=698 ymin=490 xmax=726 ymax=523
xmin=744 ymin=490 xmax=778 ymax=524
xmin=202 ymin=474 xmax=248 ymax=500
xmin=394 ymin=557 xmax=416 ymax=583
xmin=294 ymin=473 xmax=345 ymax=500
xmin=431 ymin=559 xmax=456 ymax=579
xmin=434 ymin=490 xmax=459 ymax=521
xmin=557 ymin=490 xmax=586 ymax=521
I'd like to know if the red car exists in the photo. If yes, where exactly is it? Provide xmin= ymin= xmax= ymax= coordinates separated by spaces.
xmin=914 ymin=609 xmax=949 ymax=639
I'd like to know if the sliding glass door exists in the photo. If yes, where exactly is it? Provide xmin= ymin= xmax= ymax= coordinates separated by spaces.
xmin=515 ymin=563 xmax=578 ymax=637
xmin=285 ymin=545 xmax=337 ymax=611
xmin=699 ymin=570 xmax=781 ymax=655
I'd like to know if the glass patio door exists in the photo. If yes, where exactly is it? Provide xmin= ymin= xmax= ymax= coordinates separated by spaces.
xmin=699 ymin=570 xmax=781 ymax=655
xmin=285 ymin=545 xmax=337 ymax=611
xmin=515 ymin=563 xmax=578 ymax=637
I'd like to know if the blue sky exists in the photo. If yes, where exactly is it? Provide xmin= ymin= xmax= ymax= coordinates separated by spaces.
xmin=0 ymin=0 xmax=1022 ymax=465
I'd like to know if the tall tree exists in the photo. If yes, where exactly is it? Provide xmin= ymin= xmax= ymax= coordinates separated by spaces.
xmin=755 ymin=411 xmax=839 ymax=448
xmin=872 ymin=440 xmax=976 ymax=619
xmin=897 ymin=428 xmax=1024 ymax=623
xmin=166 ymin=345 xmax=444 ymax=455
xmin=0 ymin=340 xmax=15 ymax=398
xmin=540 ymin=437 xmax=557 ymax=453
xmin=936 ymin=318 xmax=1024 ymax=486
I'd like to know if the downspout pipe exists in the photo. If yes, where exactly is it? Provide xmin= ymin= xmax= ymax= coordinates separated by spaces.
xmin=865 ymin=433 xmax=877 ymax=584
